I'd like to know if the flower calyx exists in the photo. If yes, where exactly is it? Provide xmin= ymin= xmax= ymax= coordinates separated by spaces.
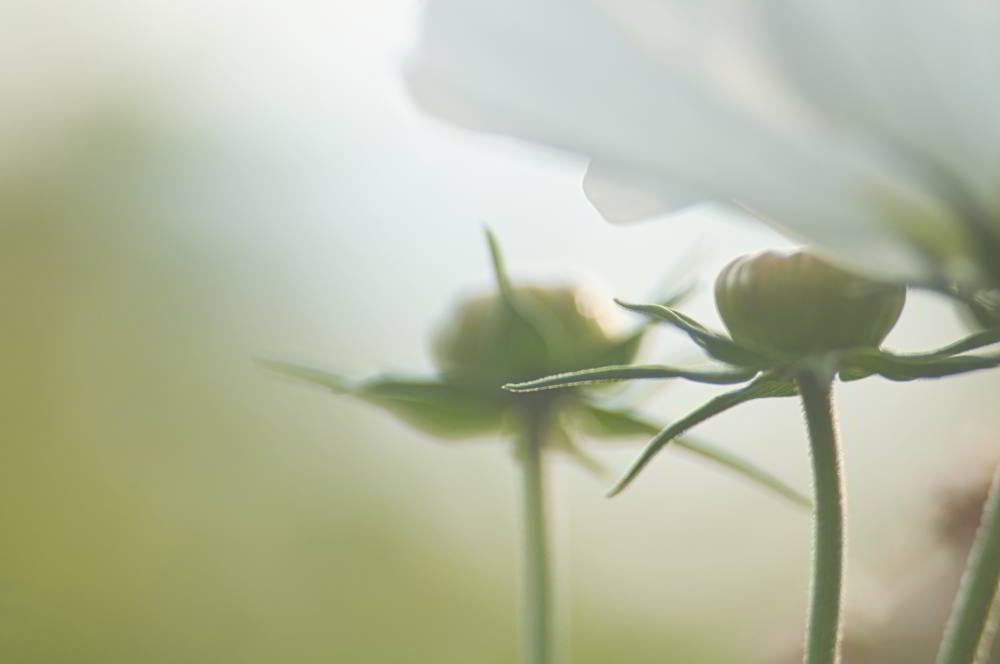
xmin=264 ymin=231 xmax=691 ymax=470
xmin=505 ymin=249 xmax=1000 ymax=495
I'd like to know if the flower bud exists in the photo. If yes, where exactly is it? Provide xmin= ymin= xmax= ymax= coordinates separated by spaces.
xmin=715 ymin=250 xmax=906 ymax=359
xmin=433 ymin=285 xmax=633 ymax=392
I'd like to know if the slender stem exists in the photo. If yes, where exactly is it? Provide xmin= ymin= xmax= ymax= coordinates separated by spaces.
xmin=519 ymin=409 xmax=553 ymax=664
xmin=936 ymin=465 xmax=1000 ymax=664
xmin=796 ymin=369 xmax=845 ymax=664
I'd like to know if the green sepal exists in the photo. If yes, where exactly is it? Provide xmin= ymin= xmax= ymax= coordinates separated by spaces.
xmin=485 ymin=229 xmax=552 ymax=379
xmin=544 ymin=420 xmax=609 ymax=478
xmin=840 ymin=349 xmax=1000 ymax=382
xmin=607 ymin=372 xmax=798 ymax=497
xmin=577 ymin=405 xmax=810 ymax=509
xmin=839 ymin=328 xmax=1000 ymax=382
xmin=619 ymin=279 xmax=697 ymax=346
xmin=614 ymin=300 xmax=771 ymax=368
xmin=258 ymin=359 xmax=351 ymax=393
xmin=356 ymin=378 xmax=507 ymax=437
xmin=261 ymin=360 xmax=506 ymax=438
xmin=916 ymin=328 xmax=1000 ymax=358
xmin=485 ymin=227 xmax=517 ymax=305
xmin=504 ymin=363 xmax=757 ymax=393
xmin=574 ymin=403 xmax=665 ymax=438
xmin=837 ymin=365 xmax=875 ymax=382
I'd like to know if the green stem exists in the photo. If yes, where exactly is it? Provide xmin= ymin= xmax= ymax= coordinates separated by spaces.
xmin=936 ymin=465 xmax=1000 ymax=664
xmin=519 ymin=410 xmax=553 ymax=664
xmin=796 ymin=369 xmax=845 ymax=664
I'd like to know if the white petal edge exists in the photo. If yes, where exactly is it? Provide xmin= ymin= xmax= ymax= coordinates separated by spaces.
xmin=582 ymin=161 xmax=709 ymax=224
xmin=404 ymin=0 xmax=962 ymax=284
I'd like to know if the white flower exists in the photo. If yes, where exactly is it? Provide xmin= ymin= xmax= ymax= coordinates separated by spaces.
xmin=405 ymin=0 xmax=1000 ymax=289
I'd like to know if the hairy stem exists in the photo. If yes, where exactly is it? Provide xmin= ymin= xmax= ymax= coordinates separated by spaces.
xmin=936 ymin=465 xmax=1000 ymax=664
xmin=796 ymin=369 xmax=845 ymax=664
xmin=519 ymin=410 xmax=553 ymax=664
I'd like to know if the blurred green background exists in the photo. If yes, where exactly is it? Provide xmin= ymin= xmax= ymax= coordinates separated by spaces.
xmin=2 ymin=2 xmax=997 ymax=662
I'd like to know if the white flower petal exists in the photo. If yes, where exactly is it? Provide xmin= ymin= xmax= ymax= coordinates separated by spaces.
xmin=406 ymin=0 xmax=975 ymax=283
xmin=582 ymin=161 xmax=707 ymax=223
xmin=754 ymin=0 xmax=1000 ymax=211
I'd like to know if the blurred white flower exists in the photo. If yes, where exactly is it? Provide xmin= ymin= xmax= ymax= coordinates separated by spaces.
xmin=405 ymin=0 xmax=1000 ymax=289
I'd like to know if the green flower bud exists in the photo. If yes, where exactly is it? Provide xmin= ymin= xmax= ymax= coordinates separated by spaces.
xmin=433 ymin=285 xmax=637 ymax=394
xmin=715 ymin=250 xmax=906 ymax=360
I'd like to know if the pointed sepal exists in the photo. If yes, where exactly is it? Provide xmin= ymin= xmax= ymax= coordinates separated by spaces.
xmin=576 ymin=405 xmax=809 ymax=508
xmin=607 ymin=372 xmax=797 ymax=496
xmin=261 ymin=360 xmax=506 ymax=438
xmin=504 ymin=363 xmax=757 ymax=393
xmin=614 ymin=300 xmax=770 ymax=368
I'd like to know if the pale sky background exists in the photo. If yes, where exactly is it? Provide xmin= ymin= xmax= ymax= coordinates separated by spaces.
xmin=4 ymin=1 xmax=998 ymax=660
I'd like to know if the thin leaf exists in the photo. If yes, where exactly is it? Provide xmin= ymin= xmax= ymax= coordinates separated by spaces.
xmin=614 ymin=299 xmax=769 ymax=368
xmin=624 ymin=278 xmax=698 ymax=346
xmin=261 ymin=360 xmax=505 ymax=437
xmin=674 ymin=437 xmax=812 ymax=509
xmin=357 ymin=379 xmax=505 ymax=436
xmin=485 ymin=226 xmax=516 ymax=306
xmin=545 ymin=422 xmax=609 ymax=478
xmin=504 ymin=364 xmax=757 ymax=393
xmin=837 ymin=365 xmax=875 ymax=382
xmin=578 ymin=404 xmax=810 ymax=508
xmin=608 ymin=372 xmax=798 ymax=497
xmin=482 ymin=228 xmax=551 ymax=369
xmin=575 ymin=404 xmax=667 ymax=438
xmin=843 ymin=349 xmax=1000 ymax=381
xmin=258 ymin=359 xmax=351 ymax=393
xmin=914 ymin=328 xmax=1000 ymax=358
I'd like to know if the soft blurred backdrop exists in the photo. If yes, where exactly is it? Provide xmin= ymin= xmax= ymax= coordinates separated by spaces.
xmin=2 ymin=1 xmax=997 ymax=662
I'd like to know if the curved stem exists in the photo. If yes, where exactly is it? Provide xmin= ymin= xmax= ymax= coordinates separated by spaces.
xmin=936 ymin=465 xmax=1000 ymax=664
xmin=796 ymin=369 xmax=845 ymax=664
xmin=519 ymin=410 xmax=553 ymax=664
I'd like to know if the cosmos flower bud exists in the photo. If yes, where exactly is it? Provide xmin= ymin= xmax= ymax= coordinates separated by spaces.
xmin=433 ymin=285 xmax=636 ymax=394
xmin=715 ymin=250 xmax=906 ymax=360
